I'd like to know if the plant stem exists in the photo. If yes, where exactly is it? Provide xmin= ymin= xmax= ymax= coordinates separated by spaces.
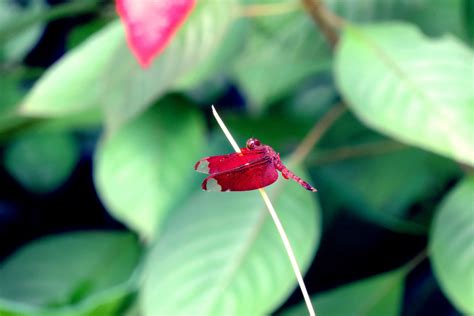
xmin=258 ymin=188 xmax=315 ymax=316
xmin=404 ymin=248 xmax=427 ymax=273
xmin=300 ymin=0 xmax=345 ymax=48
xmin=211 ymin=105 xmax=316 ymax=316
xmin=311 ymin=140 xmax=408 ymax=165
xmin=239 ymin=2 xmax=302 ymax=17
xmin=289 ymin=102 xmax=346 ymax=166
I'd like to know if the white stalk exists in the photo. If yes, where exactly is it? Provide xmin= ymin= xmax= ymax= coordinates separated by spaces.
xmin=211 ymin=105 xmax=316 ymax=316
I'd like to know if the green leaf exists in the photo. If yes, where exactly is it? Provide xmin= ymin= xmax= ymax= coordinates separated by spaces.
xmin=282 ymin=270 xmax=404 ymax=316
xmin=232 ymin=9 xmax=331 ymax=112
xmin=141 ymin=168 xmax=321 ymax=315
xmin=94 ymin=97 xmax=205 ymax=239
xmin=327 ymin=0 xmax=466 ymax=38
xmin=3 ymin=131 xmax=80 ymax=193
xmin=335 ymin=23 xmax=474 ymax=166
xmin=226 ymin=113 xmax=312 ymax=150
xmin=313 ymin=147 xmax=460 ymax=233
xmin=0 ymin=70 xmax=27 ymax=114
xmin=465 ymin=0 xmax=474 ymax=45
xmin=19 ymin=0 xmax=236 ymax=121
xmin=399 ymin=0 xmax=467 ymax=39
xmin=0 ymin=231 xmax=141 ymax=316
xmin=429 ymin=177 xmax=474 ymax=314
xmin=67 ymin=19 xmax=109 ymax=50
xmin=0 ymin=0 xmax=46 ymax=63
xmin=19 ymin=21 xmax=124 ymax=116
xmin=175 ymin=17 xmax=248 ymax=91
xmin=232 ymin=0 xmax=445 ymax=112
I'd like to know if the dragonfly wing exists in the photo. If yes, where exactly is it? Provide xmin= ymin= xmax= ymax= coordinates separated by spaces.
xmin=194 ymin=149 xmax=266 ymax=174
xmin=202 ymin=158 xmax=278 ymax=191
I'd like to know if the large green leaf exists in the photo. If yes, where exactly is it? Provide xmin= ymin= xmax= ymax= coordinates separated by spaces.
xmin=0 ymin=69 xmax=29 ymax=114
xmin=465 ymin=0 xmax=474 ymax=44
xmin=397 ymin=0 xmax=467 ymax=39
xmin=335 ymin=23 xmax=474 ymax=166
xmin=232 ymin=0 xmax=451 ymax=112
xmin=94 ymin=97 xmax=204 ymax=239
xmin=232 ymin=8 xmax=331 ymax=112
xmin=19 ymin=0 xmax=236 ymax=125
xmin=429 ymin=177 xmax=474 ymax=314
xmin=0 ymin=231 xmax=141 ymax=316
xmin=313 ymin=147 xmax=460 ymax=232
xmin=141 ymin=168 xmax=321 ymax=315
xmin=19 ymin=21 xmax=123 ymax=116
xmin=0 ymin=0 xmax=46 ymax=63
xmin=326 ymin=0 xmax=466 ymax=38
xmin=282 ymin=270 xmax=404 ymax=316
xmin=175 ymin=16 xmax=247 ymax=91
xmin=3 ymin=131 xmax=80 ymax=193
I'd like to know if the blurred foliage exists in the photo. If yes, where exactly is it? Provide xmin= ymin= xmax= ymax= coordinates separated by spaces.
xmin=4 ymin=131 xmax=80 ymax=193
xmin=0 ymin=0 xmax=472 ymax=315
xmin=282 ymin=269 xmax=405 ymax=316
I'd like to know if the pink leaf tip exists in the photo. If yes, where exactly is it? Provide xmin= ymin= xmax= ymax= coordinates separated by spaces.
xmin=116 ymin=0 xmax=196 ymax=68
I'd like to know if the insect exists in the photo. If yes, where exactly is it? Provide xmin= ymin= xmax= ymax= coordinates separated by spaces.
xmin=194 ymin=138 xmax=317 ymax=192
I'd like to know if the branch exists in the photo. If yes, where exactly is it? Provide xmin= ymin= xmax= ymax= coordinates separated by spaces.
xmin=300 ymin=0 xmax=345 ymax=48
xmin=239 ymin=2 xmax=301 ymax=18
xmin=289 ymin=102 xmax=346 ymax=167
xmin=310 ymin=140 xmax=408 ymax=165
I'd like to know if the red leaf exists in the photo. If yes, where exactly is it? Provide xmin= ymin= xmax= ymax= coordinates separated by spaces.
xmin=116 ymin=0 xmax=196 ymax=68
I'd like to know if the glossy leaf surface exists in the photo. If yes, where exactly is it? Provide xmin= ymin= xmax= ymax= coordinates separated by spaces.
xmin=0 ymin=231 xmax=141 ymax=316
xmin=283 ymin=270 xmax=404 ymax=316
xmin=94 ymin=97 xmax=204 ymax=239
xmin=430 ymin=177 xmax=474 ymax=314
xmin=335 ymin=23 xmax=474 ymax=166
xmin=142 ymin=167 xmax=320 ymax=315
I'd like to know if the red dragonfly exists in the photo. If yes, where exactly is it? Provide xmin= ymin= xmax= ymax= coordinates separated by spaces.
xmin=195 ymin=138 xmax=317 ymax=192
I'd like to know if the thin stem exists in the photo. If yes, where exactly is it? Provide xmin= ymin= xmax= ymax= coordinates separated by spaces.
xmin=300 ymin=0 xmax=345 ymax=48
xmin=239 ymin=2 xmax=302 ymax=18
xmin=311 ymin=140 xmax=408 ymax=165
xmin=211 ymin=105 xmax=316 ymax=316
xmin=211 ymin=106 xmax=241 ymax=153
xmin=289 ymin=102 xmax=346 ymax=166
xmin=258 ymin=189 xmax=315 ymax=316
xmin=404 ymin=248 xmax=428 ymax=274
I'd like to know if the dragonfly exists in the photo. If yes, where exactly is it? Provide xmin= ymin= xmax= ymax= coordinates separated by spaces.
xmin=194 ymin=138 xmax=317 ymax=192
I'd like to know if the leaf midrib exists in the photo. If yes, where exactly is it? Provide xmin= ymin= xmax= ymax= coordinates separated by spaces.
xmin=348 ymin=25 xmax=457 ymax=130
xmin=203 ymin=186 xmax=286 ymax=315
xmin=356 ymin=272 xmax=402 ymax=315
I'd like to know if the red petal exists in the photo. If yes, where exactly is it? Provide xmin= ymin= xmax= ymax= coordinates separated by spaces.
xmin=116 ymin=0 xmax=196 ymax=68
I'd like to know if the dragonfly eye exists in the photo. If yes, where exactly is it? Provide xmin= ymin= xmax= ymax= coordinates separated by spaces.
xmin=246 ymin=138 xmax=261 ymax=150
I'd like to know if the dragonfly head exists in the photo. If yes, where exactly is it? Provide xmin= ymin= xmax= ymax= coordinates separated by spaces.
xmin=246 ymin=138 xmax=261 ymax=150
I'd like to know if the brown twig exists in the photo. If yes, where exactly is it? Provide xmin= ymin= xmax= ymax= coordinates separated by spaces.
xmin=289 ymin=102 xmax=346 ymax=166
xmin=404 ymin=248 xmax=428 ymax=273
xmin=300 ymin=0 xmax=345 ymax=48
xmin=239 ymin=2 xmax=302 ymax=17
xmin=310 ymin=140 xmax=409 ymax=165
